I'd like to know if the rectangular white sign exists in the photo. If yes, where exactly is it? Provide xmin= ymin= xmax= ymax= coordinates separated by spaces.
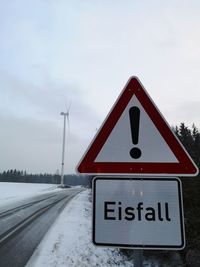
xmin=93 ymin=177 xmax=185 ymax=250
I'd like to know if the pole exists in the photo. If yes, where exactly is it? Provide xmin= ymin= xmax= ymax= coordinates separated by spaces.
xmin=60 ymin=112 xmax=67 ymax=187
xmin=134 ymin=250 xmax=143 ymax=267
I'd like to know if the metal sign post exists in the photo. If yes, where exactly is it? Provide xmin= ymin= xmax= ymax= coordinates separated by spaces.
xmin=134 ymin=250 xmax=143 ymax=267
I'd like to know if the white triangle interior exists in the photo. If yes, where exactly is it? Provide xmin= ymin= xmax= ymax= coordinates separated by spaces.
xmin=95 ymin=95 xmax=179 ymax=163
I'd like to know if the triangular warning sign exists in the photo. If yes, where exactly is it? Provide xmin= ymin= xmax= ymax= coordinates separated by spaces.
xmin=76 ymin=77 xmax=198 ymax=176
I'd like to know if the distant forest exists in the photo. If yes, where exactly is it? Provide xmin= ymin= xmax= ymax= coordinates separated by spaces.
xmin=0 ymin=122 xmax=200 ymax=265
xmin=0 ymin=170 xmax=91 ymax=186
xmin=173 ymin=123 xmax=200 ymax=266
xmin=172 ymin=123 xmax=200 ymax=170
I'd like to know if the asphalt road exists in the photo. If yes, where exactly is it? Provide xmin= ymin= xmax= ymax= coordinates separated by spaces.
xmin=0 ymin=187 xmax=83 ymax=267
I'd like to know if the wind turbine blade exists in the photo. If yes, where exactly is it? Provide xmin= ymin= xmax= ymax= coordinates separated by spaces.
xmin=67 ymin=113 xmax=70 ymax=136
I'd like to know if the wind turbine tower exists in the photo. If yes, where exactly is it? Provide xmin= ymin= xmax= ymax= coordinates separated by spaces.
xmin=60 ymin=106 xmax=70 ymax=187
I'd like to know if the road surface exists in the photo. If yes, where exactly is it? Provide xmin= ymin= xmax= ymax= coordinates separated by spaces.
xmin=0 ymin=187 xmax=83 ymax=267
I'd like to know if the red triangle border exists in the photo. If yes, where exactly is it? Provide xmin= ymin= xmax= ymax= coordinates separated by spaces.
xmin=77 ymin=77 xmax=198 ymax=176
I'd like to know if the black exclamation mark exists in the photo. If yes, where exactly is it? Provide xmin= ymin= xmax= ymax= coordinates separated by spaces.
xmin=129 ymin=106 xmax=142 ymax=159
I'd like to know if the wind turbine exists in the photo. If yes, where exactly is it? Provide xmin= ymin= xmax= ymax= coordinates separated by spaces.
xmin=60 ymin=103 xmax=71 ymax=187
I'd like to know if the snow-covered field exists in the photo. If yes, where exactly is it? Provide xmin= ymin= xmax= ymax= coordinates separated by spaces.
xmin=0 ymin=182 xmax=61 ymax=206
xmin=0 ymin=182 xmax=162 ymax=266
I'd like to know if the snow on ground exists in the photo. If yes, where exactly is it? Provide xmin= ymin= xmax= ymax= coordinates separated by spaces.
xmin=0 ymin=182 xmax=60 ymax=206
xmin=26 ymin=189 xmax=135 ymax=267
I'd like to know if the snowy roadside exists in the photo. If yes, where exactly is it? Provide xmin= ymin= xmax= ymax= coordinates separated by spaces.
xmin=26 ymin=189 xmax=133 ymax=267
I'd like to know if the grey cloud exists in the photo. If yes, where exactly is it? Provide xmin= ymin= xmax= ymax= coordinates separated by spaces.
xmin=0 ymin=70 xmax=102 ymax=137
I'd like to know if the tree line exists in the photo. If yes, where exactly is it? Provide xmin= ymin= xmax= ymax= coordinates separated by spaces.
xmin=173 ymin=123 xmax=200 ymax=266
xmin=0 ymin=170 xmax=90 ymax=186
xmin=173 ymin=123 xmax=200 ymax=170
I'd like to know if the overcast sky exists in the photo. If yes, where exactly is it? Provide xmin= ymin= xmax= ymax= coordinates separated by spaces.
xmin=0 ymin=0 xmax=200 ymax=174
